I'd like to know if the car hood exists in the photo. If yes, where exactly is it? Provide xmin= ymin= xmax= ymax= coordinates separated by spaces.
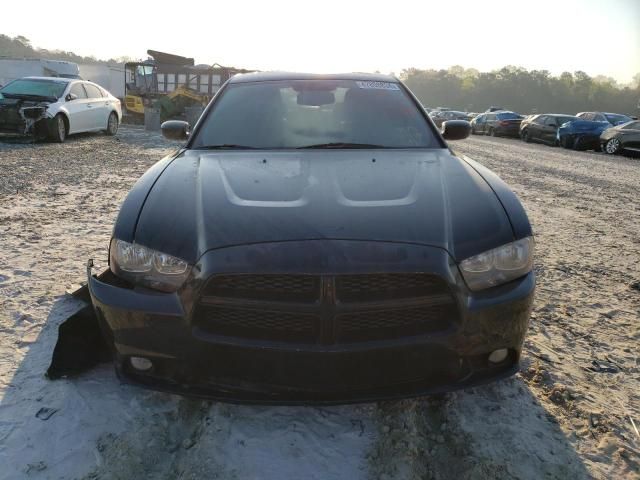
xmin=559 ymin=120 xmax=609 ymax=134
xmin=133 ymin=149 xmax=515 ymax=263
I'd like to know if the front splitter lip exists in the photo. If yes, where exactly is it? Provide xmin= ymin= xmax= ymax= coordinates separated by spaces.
xmin=116 ymin=361 xmax=519 ymax=406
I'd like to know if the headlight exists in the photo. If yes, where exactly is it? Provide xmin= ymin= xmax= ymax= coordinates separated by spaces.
xmin=109 ymin=238 xmax=191 ymax=292
xmin=459 ymin=237 xmax=534 ymax=291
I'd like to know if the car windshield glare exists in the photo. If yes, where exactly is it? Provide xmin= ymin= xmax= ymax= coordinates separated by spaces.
xmin=605 ymin=113 xmax=631 ymax=125
xmin=497 ymin=112 xmax=521 ymax=120
xmin=191 ymin=79 xmax=439 ymax=149
xmin=557 ymin=116 xmax=579 ymax=124
xmin=0 ymin=79 xmax=66 ymax=99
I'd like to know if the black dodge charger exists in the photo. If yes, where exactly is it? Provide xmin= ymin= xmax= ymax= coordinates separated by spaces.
xmin=88 ymin=72 xmax=535 ymax=403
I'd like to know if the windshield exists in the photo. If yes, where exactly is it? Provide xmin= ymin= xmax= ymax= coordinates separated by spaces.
xmin=191 ymin=79 xmax=439 ymax=149
xmin=0 ymin=78 xmax=67 ymax=99
xmin=557 ymin=116 xmax=580 ymax=125
xmin=605 ymin=113 xmax=631 ymax=125
xmin=497 ymin=112 xmax=522 ymax=120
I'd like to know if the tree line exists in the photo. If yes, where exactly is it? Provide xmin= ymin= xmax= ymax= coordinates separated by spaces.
xmin=2 ymin=35 xmax=639 ymax=115
xmin=401 ymin=66 xmax=639 ymax=115
xmin=0 ymin=35 xmax=131 ymax=66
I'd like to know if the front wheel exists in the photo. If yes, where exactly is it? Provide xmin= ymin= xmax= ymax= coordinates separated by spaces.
xmin=522 ymin=130 xmax=531 ymax=143
xmin=604 ymin=137 xmax=621 ymax=154
xmin=489 ymin=128 xmax=496 ymax=137
xmin=49 ymin=114 xmax=66 ymax=143
xmin=106 ymin=112 xmax=119 ymax=136
xmin=560 ymin=135 xmax=574 ymax=149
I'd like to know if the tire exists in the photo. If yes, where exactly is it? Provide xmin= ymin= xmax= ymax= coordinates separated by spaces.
xmin=522 ymin=130 xmax=531 ymax=143
xmin=573 ymin=136 xmax=589 ymax=151
xmin=489 ymin=128 xmax=496 ymax=137
xmin=560 ymin=135 xmax=574 ymax=149
xmin=604 ymin=137 xmax=621 ymax=154
xmin=106 ymin=112 xmax=119 ymax=136
xmin=49 ymin=114 xmax=66 ymax=143
xmin=471 ymin=125 xmax=476 ymax=135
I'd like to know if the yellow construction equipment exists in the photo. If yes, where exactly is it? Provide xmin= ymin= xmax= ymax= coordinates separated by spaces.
xmin=124 ymin=50 xmax=252 ymax=122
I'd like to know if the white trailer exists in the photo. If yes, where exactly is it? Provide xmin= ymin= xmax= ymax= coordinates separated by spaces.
xmin=0 ymin=58 xmax=80 ymax=87
xmin=78 ymin=64 xmax=125 ymax=98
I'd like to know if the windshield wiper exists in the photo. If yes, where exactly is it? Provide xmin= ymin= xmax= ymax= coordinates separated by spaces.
xmin=197 ymin=144 xmax=257 ymax=150
xmin=297 ymin=142 xmax=386 ymax=149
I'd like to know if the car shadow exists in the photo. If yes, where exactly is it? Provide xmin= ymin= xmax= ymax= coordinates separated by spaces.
xmin=0 ymin=296 xmax=593 ymax=480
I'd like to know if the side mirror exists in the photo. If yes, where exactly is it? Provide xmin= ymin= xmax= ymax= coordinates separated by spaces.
xmin=161 ymin=120 xmax=190 ymax=140
xmin=66 ymin=93 xmax=78 ymax=102
xmin=441 ymin=120 xmax=471 ymax=140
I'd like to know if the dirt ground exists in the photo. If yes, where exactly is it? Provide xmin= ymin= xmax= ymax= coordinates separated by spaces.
xmin=0 ymin=127 xmax=638 ymax=479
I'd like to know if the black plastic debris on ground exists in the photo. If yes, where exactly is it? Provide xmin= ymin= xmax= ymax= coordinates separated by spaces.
xmin=588 ymin=360 xmax=618 ymax=374
xmin=46 ymin=284 xmax=112 ymax=380
xmin=35 ymin=407 xmax=58 ymax=421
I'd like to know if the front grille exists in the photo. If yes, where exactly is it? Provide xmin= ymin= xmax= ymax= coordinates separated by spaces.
xmin=193 ymin=273 xmax=457 ymax=345
xmin=204 ymin=274 xmax=318 ymax=302
xmin=195 ymin=306 xmax=318 ymax=343
xmin=336 ymin=305 xmax=451 ymax=342
xmin=336 ymin=273 xmax=449 ymax=302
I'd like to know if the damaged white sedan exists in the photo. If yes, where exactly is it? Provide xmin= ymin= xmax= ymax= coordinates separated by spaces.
xmin=0 ymin=76 xmax=121 ymax=142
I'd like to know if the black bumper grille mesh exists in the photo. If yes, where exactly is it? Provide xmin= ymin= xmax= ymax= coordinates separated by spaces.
xmin=204 ymin=274 xmax=319 ymax=302
xmin=196 ymin=306 xmax=318 ymax=343
xmin=194 ymin=273 xmax=456 ymax=345
xmin=336 ymin=305 xmax=450 ymax=342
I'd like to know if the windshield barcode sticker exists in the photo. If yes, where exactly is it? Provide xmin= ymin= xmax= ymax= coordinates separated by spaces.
xmin=356 ymin=81 xmax=400 ymax=90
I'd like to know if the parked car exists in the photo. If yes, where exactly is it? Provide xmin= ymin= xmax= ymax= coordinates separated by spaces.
xmin=0 ymin=76 xmax=121 ymax=142
xmin=577 ymin=111 xmax=633 ymax=126
xmin=557 ymin=112 xmax=634 ymax=151
xmin=431 ymin=110 xmax=471 ymax=127
xmin=87 ymin=72 xmax=535 ymax=403
xmin=557 ymin=119 xmax=611 ymax=150
xmin=600 ymin=120 xmax=640 ymax=155
xmin=519 ymin=114 xmax=579 ymax=145
xmin=471 ymin=111 xmax=523 ymax=137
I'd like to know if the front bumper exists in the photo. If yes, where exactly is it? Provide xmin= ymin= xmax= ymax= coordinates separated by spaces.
xmin=88 ymin=240 xmax=535 ymax=404
xmin=0 ymin=104 xmax=51 ymax=137
xmin=561 ymin=133 xmax=601 ymax=150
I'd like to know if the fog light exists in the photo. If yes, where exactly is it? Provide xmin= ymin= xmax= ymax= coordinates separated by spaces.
xmin=130 ymin=356 xmax=153 ymax=371
xmin=488 ymin=348 xmax=509 ymax=364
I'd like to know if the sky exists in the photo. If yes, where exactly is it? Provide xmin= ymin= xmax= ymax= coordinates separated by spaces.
xmin=3 ymin=0 xmax=639 ymax=84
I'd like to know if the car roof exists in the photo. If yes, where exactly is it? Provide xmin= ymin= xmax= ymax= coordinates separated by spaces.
xmin=228 ymin=71 xmax=398 ymax=84
xmin=578 ymin=111 xmax=626 ymax=116
xmin=23 ymin=76 xmax=73 ymax=83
